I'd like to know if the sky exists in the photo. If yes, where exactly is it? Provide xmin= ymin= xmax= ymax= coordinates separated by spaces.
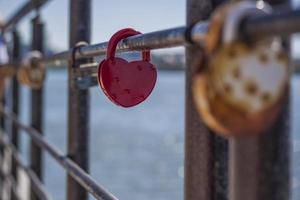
xmin=0 ymin=0 xmax=185 ymax=51
xmin=0 ymin=0 xmax=299 ymax=56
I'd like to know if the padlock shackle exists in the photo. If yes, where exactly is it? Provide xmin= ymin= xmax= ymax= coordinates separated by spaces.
xmin=106 ymin=28 xmax=151 ymax=62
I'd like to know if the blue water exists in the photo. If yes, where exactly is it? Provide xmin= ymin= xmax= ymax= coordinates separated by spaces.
xmin=17 ymin=71 xmax=299 ymax=200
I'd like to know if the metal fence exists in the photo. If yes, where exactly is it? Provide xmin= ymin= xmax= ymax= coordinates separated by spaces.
xmin=0 ymin=0 xmax=298 ymax=199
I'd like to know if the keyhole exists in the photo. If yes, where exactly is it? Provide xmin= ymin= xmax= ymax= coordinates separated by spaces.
xmin=124 ymin=89 xmax=131 ymax=94
xmin=137 ymin=65 xmax=142 ymax=71
xmin=114 ymin=77 xmax=120 ymax=83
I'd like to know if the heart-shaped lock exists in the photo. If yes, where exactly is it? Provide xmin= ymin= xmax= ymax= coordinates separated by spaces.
xmin=98 ymin=28 xmax=157 ymax=107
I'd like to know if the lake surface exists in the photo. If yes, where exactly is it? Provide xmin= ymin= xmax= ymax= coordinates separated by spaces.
xmin=16 ymin=70 xmax=299 ymax=200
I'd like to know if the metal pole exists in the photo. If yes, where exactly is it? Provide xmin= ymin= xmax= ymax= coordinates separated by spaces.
xmin=10 ymin=29 xmax=20 ymax=200
xmin=67 ymin=0 xmax=91 ymax=200
xmin=228 ymin=0 xmax=291 ymax=199
xmin=0 ymin=30 xmax=7 ymax=200
xmin=30 ymin=15 xmax=44 ymax=200
xmin=184 ymin=0 xmax=228 ymax=200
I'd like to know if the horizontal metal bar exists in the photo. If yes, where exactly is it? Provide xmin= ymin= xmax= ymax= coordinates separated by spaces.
xmin=74 ymin=62 xmax=98 ymax=89
xmin=1 ymin=0 xmax=51 ymax=31
xmin=243 ymin=8 xmax=300 ymax=39
xmin=40 ymin=8 xmax=300 ymax=64
xmin=0 ymin=133 xmax=52 ymax=200
xmin=0 ymin=109 xmax=119 ymax=200
xmin=76 ymin=75 xmax=98 ymax=90
xmin=75 ymin=62 xmax=98 ymax=77
xmin=41 ymin=26 xmax=188 ymax=63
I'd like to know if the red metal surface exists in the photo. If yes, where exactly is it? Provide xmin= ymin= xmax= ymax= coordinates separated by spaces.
xmin=98 ymin=28 xmax=157 ymax=107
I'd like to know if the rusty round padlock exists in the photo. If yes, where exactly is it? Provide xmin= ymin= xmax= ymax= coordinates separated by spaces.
xmin=17 ymin=51 xmax=46 ymax=89
xmin=193 ymin=1 xmax=290 ymax=137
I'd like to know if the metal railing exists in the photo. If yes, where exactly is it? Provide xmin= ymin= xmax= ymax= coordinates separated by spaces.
xmin=0 ymin=0 xmax=297 ymax=199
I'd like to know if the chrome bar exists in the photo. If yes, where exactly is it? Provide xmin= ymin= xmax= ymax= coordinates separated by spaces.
xmin=40 ymin=8 xmax=300 ymax=64
xmin=41 ymin=26 xmax=188 ymax=63
xmin=0 ymin=109 xmax=118 ymax=200
xmin=243 ymin=8 xmax=300 ymax=39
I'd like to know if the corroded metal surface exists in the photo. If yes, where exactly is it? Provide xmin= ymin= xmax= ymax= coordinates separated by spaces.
xmin=10 ymin=29 xmax=20 ymax=200
xmin=30 ymin=15 xmax=44 ymax=200
xmin=67 ymin=0 xmax=91 ymax=200
xmin=17 ymin=51 xmax=46 ymax=89
xmin=185 ymin=0 xmax=228 ymax=200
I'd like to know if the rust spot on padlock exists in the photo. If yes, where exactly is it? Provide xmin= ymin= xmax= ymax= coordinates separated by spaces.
xmin=228 ymin=48 xmax=237 ymax=59
xmin=232 ymin=67 xmax=241 ymax=79
xmin=276 ymin=51 xmax=287 ymax=62
xmin=223 ymin=83 xmax=233 ymax=94
xmin=259 ymin=53 xmax=268 ymax=64
xmin=261 ymin=92 xmax=271 ymax=103
xmin=244 ymin=81 xmax=258 ymax=96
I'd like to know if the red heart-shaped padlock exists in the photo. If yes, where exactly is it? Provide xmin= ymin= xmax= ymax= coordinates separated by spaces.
xmin=98 ymin=28 xmax=157 ymax=107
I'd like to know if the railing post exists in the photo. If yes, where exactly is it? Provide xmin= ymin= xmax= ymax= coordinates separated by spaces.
xmin=0 ymin=31 xmax=8 ymax=200
xmin=185 ymin=0 xmax=228 ymax=200
xmin=228 ymin=0 xmax=291 ymax=199
xmin=30 ymin=15 xmax=44 ymax=200
xmin=0 ymin=100 xmax=5 ymax=130
xmin=10 ymin=29 xmax=20 ymax=200
xmin=67 ymin=0 xmax=91 ymax=200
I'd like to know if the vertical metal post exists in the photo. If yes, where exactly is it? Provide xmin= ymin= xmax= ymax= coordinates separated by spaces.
xmin=0 ymin=100 xmax=4 ymax=129
xmin=0 ymin=30 xmax=7 ymax=199
xmin=0 ymin=59 xmax=6 ymax=130
xmin=67 ymin=0 xmax=91 ymax=200
xmin=185 ymin=0 xmax=228 ymax=200
xmin=228 ymin=0 xmax=290 ymax=200
xmin=30 ymin=15 xmax=44 ymax=200
xmin=10 ymin=29 xmax=20 ymax=200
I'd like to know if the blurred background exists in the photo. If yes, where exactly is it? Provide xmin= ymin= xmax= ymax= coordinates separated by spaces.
xmin=0 ymin=0 xmax=299 ymax=200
